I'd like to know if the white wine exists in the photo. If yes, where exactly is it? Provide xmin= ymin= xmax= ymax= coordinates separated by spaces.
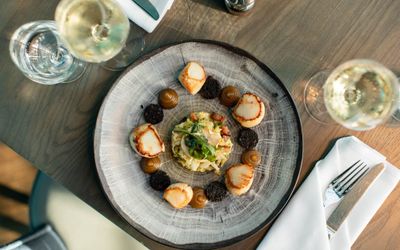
xmin=55 ymin=0 xmax=129 ymax=63
xmin=324 ymin=60 xmax=399 ymax=130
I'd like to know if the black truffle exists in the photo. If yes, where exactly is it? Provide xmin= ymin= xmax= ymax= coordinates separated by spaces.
xmin=237 ymin=128 xmax=258 ymax=149
xmin=199 ymin=76 xmax=221 ymax=99
xmin=205 ymin=181 xmax=227 ymax=202
xmin=149 ymin=171 xmax=171 ymax=191
xmin=143 ymin=104 xmax=164 ymax=124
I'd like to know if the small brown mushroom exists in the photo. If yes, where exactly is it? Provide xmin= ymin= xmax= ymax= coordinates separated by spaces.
xmin=219 ymin=85 xmax=241 ymax=107
xmin=189 ymin=112 xmax=198 ymax=121
xmin=189 ymin=187 xmax=208 ymax=208
xmin=221 ymin=125 xmax=231 ymax=136
xmin=140 ymin=157 xmax=161 ymax=174
xmin=158 ymin=88 xmax=179 ymax=109
xmin=211 ymin=112 xmax=225 ymax=122
xmin=241 ymin=149 xmax=261 ymax=167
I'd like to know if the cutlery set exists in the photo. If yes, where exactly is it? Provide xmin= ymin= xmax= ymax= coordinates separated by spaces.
xmin=323 ymin=161 xmax=385 ymax=238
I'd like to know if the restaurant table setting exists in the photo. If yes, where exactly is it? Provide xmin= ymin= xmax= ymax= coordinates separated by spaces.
xmin=258 ymin=136 xmax=400 ymax=250
xmin=2 ymin=0 xmax=400 ymax=249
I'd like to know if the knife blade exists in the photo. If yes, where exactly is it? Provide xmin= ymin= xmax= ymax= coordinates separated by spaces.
xmin=326 ymin=163 xmax=385 ymax=238
xmin=132 ymin=0 xmax=160 ymax=20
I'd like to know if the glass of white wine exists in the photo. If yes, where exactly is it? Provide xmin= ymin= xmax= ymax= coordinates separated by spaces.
xmin=304 ymin=59 xmax=400 ymax=130
xmin=55 ymin=0 xmax=145 ymax=71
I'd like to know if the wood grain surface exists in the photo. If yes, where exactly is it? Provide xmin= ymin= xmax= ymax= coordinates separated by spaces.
xmin=0 ymin=0 xmax=399 ymax=249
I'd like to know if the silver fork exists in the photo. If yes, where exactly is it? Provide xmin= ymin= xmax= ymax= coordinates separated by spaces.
xmin=323 ymin=160 xmax=369 ymax=207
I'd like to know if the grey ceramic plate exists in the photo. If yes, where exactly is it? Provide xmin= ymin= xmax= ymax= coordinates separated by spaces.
xmin=94 ymin=41 xmax=303 ymax=249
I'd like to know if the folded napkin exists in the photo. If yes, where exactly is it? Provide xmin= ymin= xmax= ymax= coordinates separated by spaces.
xmin=257 ymin=136 xmax=400 ymax=250
xmin=115 ymin=0 xmax=174 ymax=33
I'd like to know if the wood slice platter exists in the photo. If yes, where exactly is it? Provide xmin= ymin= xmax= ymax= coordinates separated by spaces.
xmin=94 ymin=41 xmax=303 ymax=248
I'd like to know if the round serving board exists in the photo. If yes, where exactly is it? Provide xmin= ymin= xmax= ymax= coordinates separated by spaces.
xmin=94 ymin=41 xmax=302 ymax=248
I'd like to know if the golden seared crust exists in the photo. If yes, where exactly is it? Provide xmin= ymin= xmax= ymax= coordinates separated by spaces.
xmin=130 ymin=124 xmax=165 ymax=158
xmin=232 ymin=93 xmax=266 ymax=128
xmin=225 ymin=164 xmax=254 ymax=196
xmin=178 ymin=62 xmax=206 ymax=95
xmin=163 ymin=183 xmax=193 ymax=209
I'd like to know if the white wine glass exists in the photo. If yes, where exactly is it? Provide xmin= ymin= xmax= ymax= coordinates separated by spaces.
xmin=9 ymin=20 xmax=87 ymax=85
xmin=304 ymin=59 xmax=400 ymax=130
xmin=55 ymin=0 xmax=145 ymax=71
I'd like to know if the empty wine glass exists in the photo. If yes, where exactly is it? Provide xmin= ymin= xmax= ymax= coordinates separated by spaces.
xmin=9 ymin=21 xmax=87 ymax=85
xmin=304 ymin=59 xmax=400 ymax=130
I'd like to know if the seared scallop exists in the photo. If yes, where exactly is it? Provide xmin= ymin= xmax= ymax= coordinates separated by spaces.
xmin=163 ymin=183 xmax=193 ymax=209
xmin=225 ymin=164 xmax=254 ymax=196
xmin=232 ymin=93 xmax=265 ymax=128
xmin=178 ymin=62 xmax=206 ymax=95
xmin=129 ymin=123 xmax=165 ymax=158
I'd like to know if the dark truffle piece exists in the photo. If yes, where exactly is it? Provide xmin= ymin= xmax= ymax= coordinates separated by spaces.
xmin=149 ymin=171 xmax=171 ymax=191
xmin=199 ymin=76 xmax=221 ymax=99
xmin=205 ymin=181 xmax=227 ymax=202
xmin=143 ymin=104 xmax=164 ymax=124
xmin=237 ymin=128 xmax=258 ymax=149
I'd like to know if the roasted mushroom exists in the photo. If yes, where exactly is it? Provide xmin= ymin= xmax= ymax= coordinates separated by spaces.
xmin=241 ymin=149 xmax=261 ymax=167
xmin=189 ymin=187 xmax=208 ymax=208
xmin=219 ymin=85 xmax=241 ymax=107
xmin=140 ymin=157 xmax=161 ymax=174
xmin=158 ymin=88 xmax=178 ymax=109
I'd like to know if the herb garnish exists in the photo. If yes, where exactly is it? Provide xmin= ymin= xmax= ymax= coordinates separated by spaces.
xmin=174 ymin=124 xmax=216 ymax=161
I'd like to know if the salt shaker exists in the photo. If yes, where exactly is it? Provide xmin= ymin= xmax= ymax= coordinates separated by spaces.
xmin=225 ymin=0 xmax=255 ymax=15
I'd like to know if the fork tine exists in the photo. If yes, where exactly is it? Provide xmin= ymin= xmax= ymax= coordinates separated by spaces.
xmin=339 ymin=163 xmax=368 ymax=189
xmin=333 ymin=161 xmax=363 ymax=189
xmin=331 ymin=160 xmax=361 ymax=185
xmin=341 ymin=166 xmax=369 ymax=195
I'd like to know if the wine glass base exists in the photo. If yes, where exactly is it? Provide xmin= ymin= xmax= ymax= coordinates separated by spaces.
xmin=101 ymin=23 xmax=146 ymax=71
xmin=303 ymin=70 xmax=336 ymax=124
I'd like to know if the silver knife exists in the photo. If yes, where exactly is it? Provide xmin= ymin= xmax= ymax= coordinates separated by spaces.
xmin=326 ymin=163 xmax=385 ymax=238
xmin=132 ymin=0 xmax=160 ymax=20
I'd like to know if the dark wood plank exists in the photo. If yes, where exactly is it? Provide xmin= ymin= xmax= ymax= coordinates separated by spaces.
xmin=1 ymin=0 xmax=399 ymax=249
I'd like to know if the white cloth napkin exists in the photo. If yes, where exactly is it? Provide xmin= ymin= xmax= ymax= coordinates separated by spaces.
xmin=257 ymin=136 xmax=400 ymax=250
xmin=115 ymin=0 xmax=174 ymax=33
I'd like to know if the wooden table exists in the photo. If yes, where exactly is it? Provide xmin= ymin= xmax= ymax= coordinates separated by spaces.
xmin=1 ymin=0 xmax=399 ymax=249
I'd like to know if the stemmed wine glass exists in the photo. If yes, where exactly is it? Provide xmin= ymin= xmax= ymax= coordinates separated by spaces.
xmin=9 ymin=21 xmax=87 ymax=85
xmin=9 ymin=0 xmax=145 ymax=85
xmin=55 ymin=0 xmax=144 ymax=71
xmin=304 ymin=59 xmax=400 ymax=130
xmin=55 ymin=0 xmax=144 ymax=70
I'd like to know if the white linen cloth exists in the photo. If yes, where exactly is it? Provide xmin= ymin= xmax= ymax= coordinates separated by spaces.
xmin=257 ymin=136 xmax=400 ymax=250
xmin=115 ymin=0 xmax=174 ymax=33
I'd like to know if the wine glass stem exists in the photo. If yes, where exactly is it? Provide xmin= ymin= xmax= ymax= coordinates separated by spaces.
xmin=92 ymin=24 xmax=109 ymax=41
xmin=303 ymin=70 xmax=336 ymax=124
